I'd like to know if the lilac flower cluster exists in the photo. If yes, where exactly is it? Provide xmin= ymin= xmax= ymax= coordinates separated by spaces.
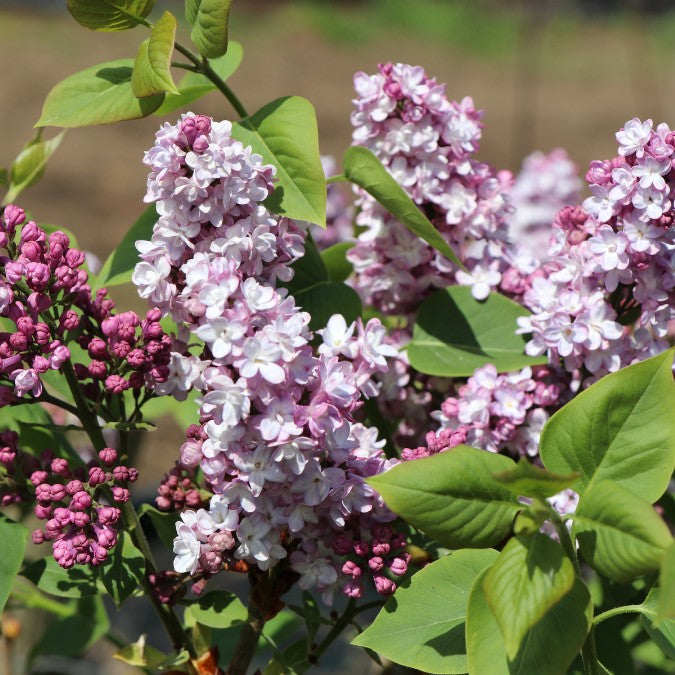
xmin=346 ymin=62 xmax=515 ymax=312
xmin=518 ymin=118 xmax=674 ymax=378
xmin=136 ymin=115 xmax=406 ymax=602
xmin=507 ymin=148 xmax=582 ymax=260
xmin=1 ymin=439 xmax=136 ymax=568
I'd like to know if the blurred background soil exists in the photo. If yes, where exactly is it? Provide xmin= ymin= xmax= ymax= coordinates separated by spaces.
xmin=1 ymin=0 xmax=674 ymax=672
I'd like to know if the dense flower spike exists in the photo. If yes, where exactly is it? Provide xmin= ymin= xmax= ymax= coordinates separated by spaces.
xmin=137 ymin=114 xmax=403 ymax=601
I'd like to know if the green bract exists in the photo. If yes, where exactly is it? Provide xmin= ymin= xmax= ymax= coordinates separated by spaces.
xmin=232 ymin=97 xmax=327 ymax=227
xmin=36 ymin=59 xmax=164 ymax=128
xmin=368 ymin=446 xmax=521 ymax=548
xmin=540 ymin=349 xmax=675 ymax=502
xmin=66 ymin=0 xmax=155 ymax=31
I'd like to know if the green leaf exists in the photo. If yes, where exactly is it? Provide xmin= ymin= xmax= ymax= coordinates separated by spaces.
xmin=66 ymin=0 xmax=155 ymax=31
xmin=0 ymin=515 xmax=28 ymax=613
xmin=658 ymin=541 xmax=675 ymax=620
xmin=295 ymin=281 xmax=362 ymax=331
xmin=36 ymin=59 xmax=164 ymax=128
xmin=113 ymin=634 xmax=190 ymax=669
xmin=367 ymin=446 xmax=521 ymax=549
xmin=35 ymin=595 xmax=109 ymax=657
xmin=3 ymin=131 xmax=66 ymax=205
xmin=540 ymin=349 xmax=675 ymax=503
xmin=154 ymin=41 xmax=243 ymax=115
xmin=138 ymin=503 xmax=180 ymax=549
xmin=190 ymin=0 xmax=233 ymax=59
xmin=99 ymin=532 xmax=146 ymax=607
xmin=131 ymin=11 xmax=180 ymax=98
xmin=639 ymin=587 xmax=675 ymax=659
xmin=0 ymin=168 xmax=9 ymax=188
xmin=283 ymin=234 xmax=328 ymax=295
xmin=352 ymin=549 xmax=499 ymax=674
xmin=493 ymin=458 xmax=580 ymax=499
xmin=232 ymin=97 xmax=326 ymax=227
xmin=467 ymin=566 xmax=592 ymax=675
xmin=343 ymin=146 xmax=462 ymax=267
xmin=321 ymin=242 xmax=354 ymax=282
xmin=185 ymin=591 xmax=247 ymax=629
xmin=572 ymin=480 xmax=672 ymax=583
xmin=407 ymin=286 xmax=547 ymax=377
xmin=96 ymin=204 xmax=158 ymax=287
xmin=483 ymin=533 xmax=575 ymax=659
xmin=22 ymin=556 xmax=98 ymax=598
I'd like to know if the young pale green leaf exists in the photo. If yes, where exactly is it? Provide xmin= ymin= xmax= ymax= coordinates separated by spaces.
xmin=66 ymin=0 xmax=155 ymax=31
xmin=190 ymin=0 xmax=233 ymax=59
xmin=99 ymin=532 xmax=146 ymax=607
xmin=113 ymin=635 xmax=190 ymax=669
xmin=466 ymin=568 xmax=592 ymax=675
xmin=154 ymin=41 xmax=243 ymax=116
xmin=232 ymin=97 xmax=326 ymax=227
xmin=36 ymin=59 xmax=164 ymax=128
xmin=483 ymin=533 xmax=575 ymax=660
xmin=0 ymin=516 xmax=28 ymax=613
xmin=321 ymin=242 xmax=354 ymax=282
xmin=658 ymin=542 xmax=675 ymax=620
xmin=36 ymin=595 xmax=110 ymax=657
xmin=343 ymin=146 xmax=462 ymax=267
xmin=96 ymin=205 xmax=158 ymax=288
xmin=367 ymin=446 xmax=521 ymax=549
xmin=22 ymin=556 xmax=98 ymax=598
xmin=295 ymin=281 xmax=362 ymax=331
xmin=131 ymin=11 xmax=180 ymax=98
xmin=408 ymin=286 xmax=547 ymax=377
xmin=4 ymin=131 xmax=66 ymax=205
xmin=540 ymin=349 xmax=675 ymax=503
xmin=493 ymin=458 xmax=580 ymax=499
xmin=185 ymin=591 xmax=247 ymax=629
xmin=572 ymin=480 xmax=672 ymax=583
xmin=639 ymin=587 xmax=675 ymax=659
xmin=352 ymin=549 xmax=499 ymax=674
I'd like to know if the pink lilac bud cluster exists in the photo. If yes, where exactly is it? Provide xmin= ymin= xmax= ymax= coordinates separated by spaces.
xmin=507 ymin=148 xmax=582 ymax=260
xmin=1 ymin=442 xmax=137 ymax=568
xmin=346 ymin=62 xmax=515 ymax=313
xmin=311 ymin=156 xmax=355 ymax=249
xmin=137 ymin=116 xmax=403 ymax=601
xmin=517 ymin=117 xmax=674 ymax=379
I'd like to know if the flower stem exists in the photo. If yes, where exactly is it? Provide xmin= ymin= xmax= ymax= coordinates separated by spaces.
xmin=593 ymin=605 xmax=645 ymax=626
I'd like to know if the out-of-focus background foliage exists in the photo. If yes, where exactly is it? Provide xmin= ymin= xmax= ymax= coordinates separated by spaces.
xmin=0 ymin=1 xmax=673 ymax=673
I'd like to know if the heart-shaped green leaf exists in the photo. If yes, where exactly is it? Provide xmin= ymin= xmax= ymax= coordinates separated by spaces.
xmin=67 ymin=0 xmax=154 ymax=31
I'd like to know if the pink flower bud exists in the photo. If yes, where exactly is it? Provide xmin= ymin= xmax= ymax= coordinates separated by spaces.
xmin=98 ymin=448 xmax=117 ymax=466
xmin=374 ymin=575 xmax=396 ymax=595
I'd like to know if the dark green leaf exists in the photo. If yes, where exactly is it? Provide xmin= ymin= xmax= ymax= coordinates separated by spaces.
xmin=658 ymin=541 xmax=675 ymax=620
xmin=352 ymin=549 xmax=499 ymax=673
xmin=190 ymin=0 xmax=233 ymax=59
xmin=131 ymin=11 xmax=180 ymax=98
xmin=483 ymin=533 xmax=575 ymax=659
xmin=36 ymin=60 xmax=164 ymax=128
xmin=639 ymin=587 xmax=675 ymax=659
xmin=138 ymin=503 xmax=180 ymax=549
xmin=99 ymin=531 xmax=146 ymax=607
xmin=0 ymin=515 xmax=28 ymax=613
xmin=67 ymin=0 xmax=155 ymax=31
xmin=321 ymin=242 xmax=354 ymax=282
xmin=343 ymin=146 xmax=462 ymax=267
xmin=295 ymin=281 xmax=362 ymax=332
xmin=35 ymin=595 xmax=109 ymax=657
xmin=408 ymin=286 xmax=547 ymax=377
xmin=185 ymin=591 xmax=247 ymax=629
xmin=96 ymin=204 xmax=158 ymax=287
xmin=113 ymin=635 xmax=190 ymax=668
xmin=232 ymin=97 xmax=326 ymax=227
xmin=367 ymin=445 xmax=520 ymax=549
xmin=283 ymin=234 xmax=328 ymax=295
xmin=4 ymin=131 xmax=66 ymax=205
xmin=540 ymin=350 xmax=675 ymax=503
xmin=572 ymin=480 xmax=671 ymax=583
xmin=493 ymin=458 xmax=580 ymax=499
xmin=22 ymin=555 xmax=98 ymax=598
